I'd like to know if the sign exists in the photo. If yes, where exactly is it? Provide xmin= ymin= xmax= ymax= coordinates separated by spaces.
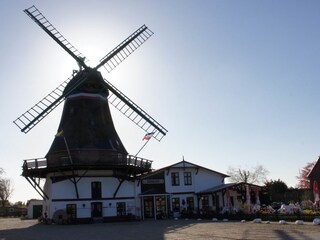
xmin=142 ymin=179 xmax=164 ymax=184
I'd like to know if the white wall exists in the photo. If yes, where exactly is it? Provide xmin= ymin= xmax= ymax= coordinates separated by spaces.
xmin=162 ymin=165 xmax=226 ymax=214
xmin=45 ymin=176 xmax=140 ymax=219
xmin=50 ymin=177 xmax=136 ymax=199
xmin=165 ymin=167 xmax=225 ymax=194
xmin=27 ymin=200 xmax=44 ymax=219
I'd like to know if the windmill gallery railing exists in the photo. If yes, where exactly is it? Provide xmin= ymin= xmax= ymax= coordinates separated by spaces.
xmin=22 ymin=154 xmax=152 ymax=175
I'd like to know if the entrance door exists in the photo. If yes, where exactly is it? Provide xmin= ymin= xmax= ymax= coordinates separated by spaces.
xmin=143 ymin=197 xmax=154 ymax=218
xmin=155 ymin=196 xmax=167 ymax=219
xmin=91 ymin=202 xmax=103 ymax=218
xmin=66 ymin=204 xmax=77 ymax=224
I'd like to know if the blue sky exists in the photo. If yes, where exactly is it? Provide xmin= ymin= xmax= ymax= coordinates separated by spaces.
xmin=1 ymin=0 xmax=320 ymax=203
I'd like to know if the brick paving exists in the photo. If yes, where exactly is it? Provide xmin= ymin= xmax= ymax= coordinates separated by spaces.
xmin=1 ymin=218 xmax=320 ymax=240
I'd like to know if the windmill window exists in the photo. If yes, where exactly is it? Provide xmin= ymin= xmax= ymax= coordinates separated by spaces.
xmin=69 ymin=107 xmax=74 ymax=115
xmin=91 ymin=181 xmax=102 ymax=199
xmin=171 ymin=172 xmax=180 ymax=186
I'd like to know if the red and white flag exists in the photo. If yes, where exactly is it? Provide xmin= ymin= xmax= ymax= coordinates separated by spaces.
xmin=142 ymin=132 xmax=154 ymax=141
xmin=226 ymin=188 xmax=232 ymax=207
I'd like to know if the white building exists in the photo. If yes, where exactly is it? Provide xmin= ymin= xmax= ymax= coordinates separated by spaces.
xmin=26 ymin=199 xmax=44 ymax=219
xmin=23 ymin=156 xmax=150 ymax=223
xmin=25 ymin=159 xmax=261 ymax=222
xmin=140 ymin=160 xmax=229 ymax=219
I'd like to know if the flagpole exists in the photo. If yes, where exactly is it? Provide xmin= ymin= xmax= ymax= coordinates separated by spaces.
xmin=64 ymin=136 xmax=79 ymax=198
xmin=135 ymin=132 xmax=155 ymax=157
xmin=63 ymin=136 xmax=73 ymax=165
xmin=135 ymin=139 xmax=150 ymax=158
xmin=57 ymin=132 xmax=78 ymax=199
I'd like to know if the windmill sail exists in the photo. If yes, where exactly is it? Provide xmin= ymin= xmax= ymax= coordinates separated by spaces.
xmin=95 ymin=25 xmax=153 ymax=72
xmin=24 ymin=5 xmax=87 ymax=68
xmin=104 ymin=79 xmax=168 ymax=141
xmin=15 ymin=5 xmax=167 ymax=141
xmin=13 ymin=73 xmax=87 ymax=133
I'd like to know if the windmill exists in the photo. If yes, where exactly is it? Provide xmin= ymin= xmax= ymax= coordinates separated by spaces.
xmin=13 ymin=4 xmax=167 ymax=212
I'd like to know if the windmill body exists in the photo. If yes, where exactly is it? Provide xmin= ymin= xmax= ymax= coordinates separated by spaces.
xmin=46 ymin=68 xmax=128 ymax=169
xmin=15 ymin=5 xmax=167 ymax=223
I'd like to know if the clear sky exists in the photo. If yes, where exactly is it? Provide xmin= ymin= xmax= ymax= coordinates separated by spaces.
xmin=1 ymin=0 xmax=320 ymax=203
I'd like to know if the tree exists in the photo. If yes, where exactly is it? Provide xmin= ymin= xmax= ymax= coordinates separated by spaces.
xmin=264 ymin=179 xmax=288 ymax=194
xmin=226 ymin=165 xmax=269 ymax=185
xmin=263 ymin=179 xmax=288 ymax=203
xmin=296 ymin=161 xmax=315 ymax=189
xmin=13 ymin=201 xmax=25 ymax=207
xmin=0 ymin=168 xmax=13 ymax=206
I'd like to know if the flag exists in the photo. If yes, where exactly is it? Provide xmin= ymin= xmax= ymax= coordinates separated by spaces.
xmin=143 ymin=132 xmax=154 ymax=141
xmin=226 ymin=188 xmax=232 ymax=207
xmin=246 ymin=185 xmax=251 ymax=214
xmin=55 ymin=130 xmax=64 ymax=137
xmin=313 ymin=180 xmax=319 ymax=204
xmin=254 ymin=187 xmax=260 ymax=205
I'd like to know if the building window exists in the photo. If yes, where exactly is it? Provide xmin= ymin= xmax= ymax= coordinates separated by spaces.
xmin=201 ymin=196 xmax=210 ymax=214
xmin=186 ymin=197 xmax=194 ymax=212
xmin=117 ymin=202 xmax=126 ymax=216
xmin=171 ymin=172 xmax=180 ymax=186
xmin=91 ymin=181 xmax=102 ymax=199
xmin=184 ymin=172 xmax=192 ymax=185
xmin=172 ymin=197 xmax=180 ymax=211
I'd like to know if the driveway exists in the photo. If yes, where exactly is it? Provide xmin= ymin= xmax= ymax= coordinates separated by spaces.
xmin=1 ymin=218 xmax=320 ymax=240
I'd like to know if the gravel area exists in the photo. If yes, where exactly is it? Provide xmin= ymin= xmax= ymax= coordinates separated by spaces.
xmin=1 ymin=218 xmax=320 ymax=240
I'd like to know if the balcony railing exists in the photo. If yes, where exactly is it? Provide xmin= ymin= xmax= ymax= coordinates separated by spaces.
xmin=22 ymin=154 xmax=152 ymax=172
xmin=23 ymin=158 xmax=47 ymax=170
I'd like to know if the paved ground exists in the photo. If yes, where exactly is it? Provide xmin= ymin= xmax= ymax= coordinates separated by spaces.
xmin=1 ymin=218 xmax=320 ymax=240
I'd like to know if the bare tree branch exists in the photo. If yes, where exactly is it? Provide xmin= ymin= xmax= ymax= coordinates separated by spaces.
xmin=227 ymin=165 xmax=269 ymax=184
xmin=0 ymin=168 xmax=13 ymax=205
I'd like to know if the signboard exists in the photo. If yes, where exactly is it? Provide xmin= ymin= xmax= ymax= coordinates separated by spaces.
xmin=142 ymin=179 xmax=164 ymax=184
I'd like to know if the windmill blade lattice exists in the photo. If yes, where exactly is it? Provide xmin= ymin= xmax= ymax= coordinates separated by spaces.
xmin=95 ymin=25 xmax=153 ymax=72
xmin=13 ymin=73 xmax=87 ymax=133
xmin=15 ymin=5 xmax=167 ymax=140
xmin=24 ymin=5 xmax=87 ymax=68
xmin=104 ymin=79 xmax=167 ymax=141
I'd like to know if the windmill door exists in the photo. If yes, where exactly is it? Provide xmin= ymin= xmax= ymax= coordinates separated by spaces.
xmin=91 ymin=202 xmax=103 ymax=218
xmin=66 ymin=204 xmax=77 ymax=223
